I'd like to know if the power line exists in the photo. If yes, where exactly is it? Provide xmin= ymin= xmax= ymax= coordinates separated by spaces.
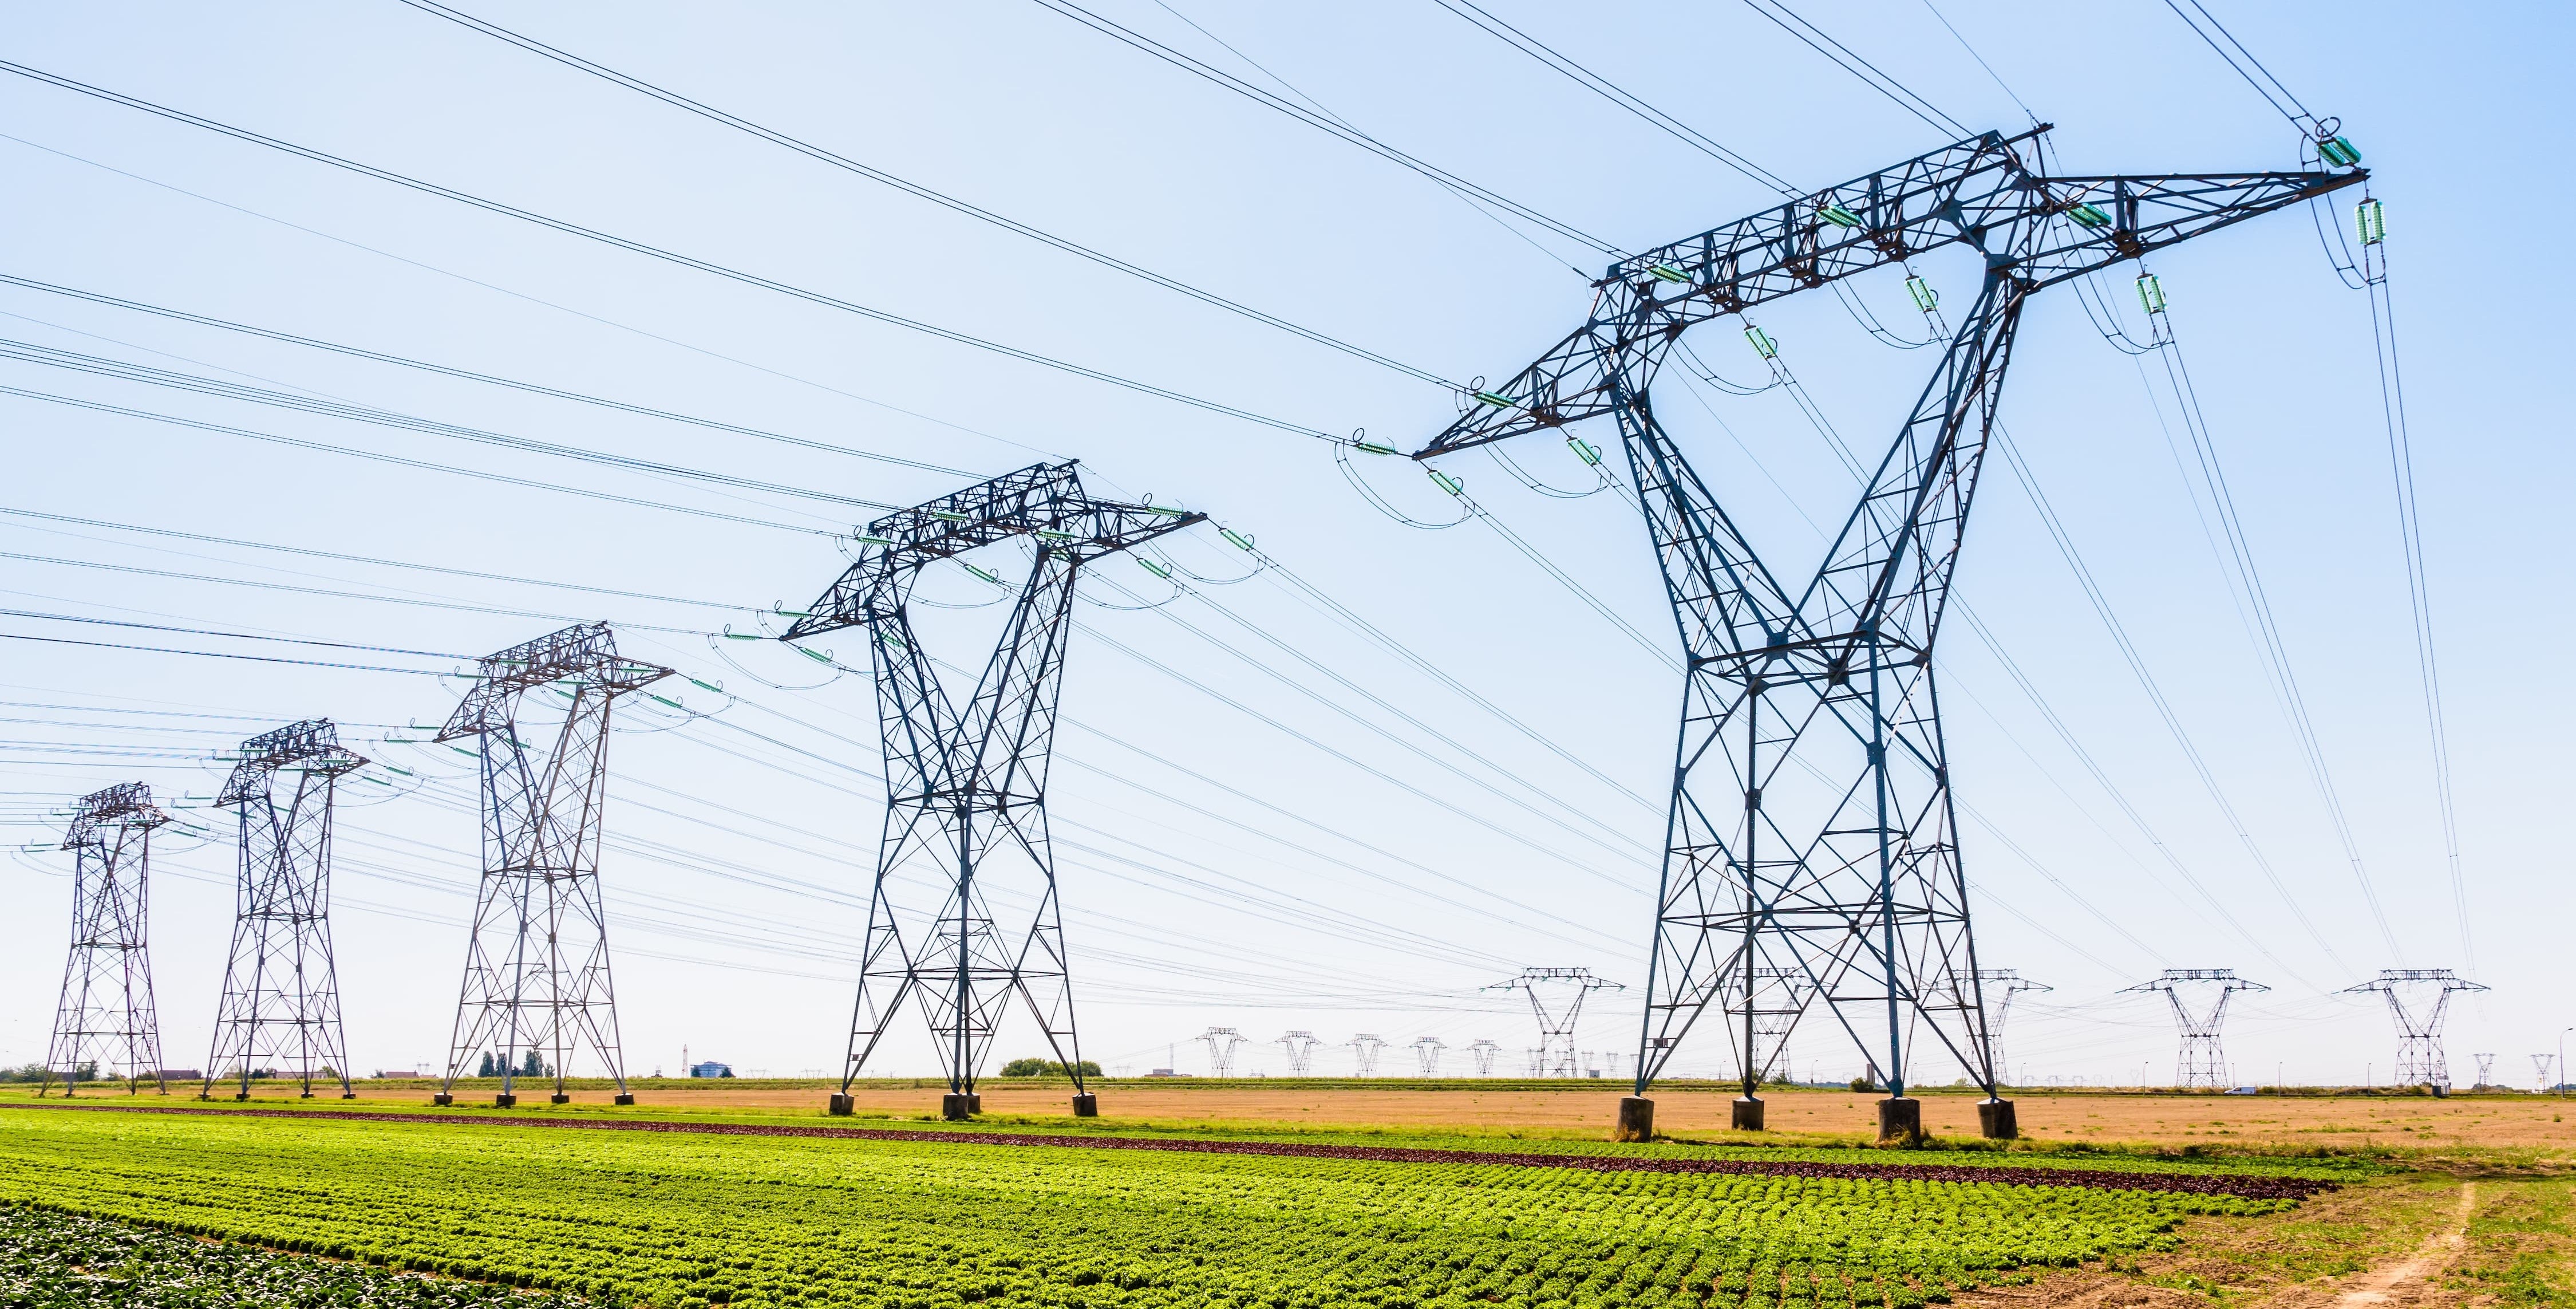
xmin=1736 ymin=0 xmax=1971 ymax=139
xmin=0 ymin=58 xmax=1345 ymax=442
xmin=391 ymin=0 xmax=1459 ymax=389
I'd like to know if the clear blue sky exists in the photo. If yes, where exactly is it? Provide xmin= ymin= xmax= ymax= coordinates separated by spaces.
xmin=1 ymin=0 xmax=2566 ymax=1089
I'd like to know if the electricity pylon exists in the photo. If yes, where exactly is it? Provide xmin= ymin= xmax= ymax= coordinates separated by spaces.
xmin=1198 ymin=1027 xmax=1247 ymax=1077
xmin=1979 ymin=969 xmax=2051 ymax=1090
xmin=1467 ymin=1038 xmax=1500 ymax=1077
xmin=1348 ymin=1034 xmax=1387 ymax=1076
xmin=204 ymin=720 xmax=365 ymax=1101
xmin=1276 ymin=1030 xmax=1319 ymax=1076
xmin=2343 ymin=969 xmax=2487 ymax=1089
xmin=1487 ymin=968 xmax=1621 ymax=1079
xmin=2124 ymin=969 xmax=2269 ymax=1089
xmin=2473 ymin=1053 xmax=2497 ymax=1089
xmin=1714 ymin=965 xmax=1811 ymax=1129
xmin=44 ymin=783 xmax=170 ymax=1096
xmin=434 ymin=622 xmax=669 ymax=1109
xmin=2533 ymin=1055 xmax=2555 ymax=1094
xmin=786 ymin=462 xmax=1201 ymax=1121
xmin=1411 ymin=1036 xmax=1446 ymax=1077
xmin=1412 ymin=124 xmax=2361 ymax=1144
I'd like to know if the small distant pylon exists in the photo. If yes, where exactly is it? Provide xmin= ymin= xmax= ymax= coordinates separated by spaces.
xmin=2534 ymin=1054 xmax=2557 ymax=1094
xmin=1977 ymin=970 xmax=2052 ymax=1088
xmin=2123 ymin=969 xmax=2268 ymax=1089
xmin=1487 ymin=968 xmax=1622 ymax=1078
xmin=1196 ymin=1027 xmax=1246 ymax=1077
xmin=1275 ymin=1031 xmax=1319 ymax=1076
xmin=204 ymin=720 xmax=365 ymax=1102
xmin=1348 ymin=1034 xmax=1387 ymax=1076
xmin=2473 ymin=1053 xmax=2498 ymax=1089
xmin=44 ymin=783 xmax=171 ymax=1096
xmin=1467 ymin=1039 xmax=1500 ymax=1077
xmin=2341 ymin=969 xmax=2488 ymax=1089
xmin=1410 ymin=1036 xmax=1445 ymax=1077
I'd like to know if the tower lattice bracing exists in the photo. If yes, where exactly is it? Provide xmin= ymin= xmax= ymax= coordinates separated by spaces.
xmin=1488 ymin=968 xmax=1622 ymax=1079
xmin=436 ymin=622 xmax=669 ymax=1107
xmin=1198 ymin=1027 xmax=1247 ymax=1077
xmin=205 ymin=720 xmax=366 ymax=1101
xmin=1411 ymin=1036 xmax=1447 ymax=1076
xmin=1977 ymin=969 xmax=2051 ymax=1087
xmin=1467 ymin=1039 xmax=1500 ymax=1077
xmin=1722 ymin=965 xmax=1812 ymax=1090
xmin=2124 ymin=969 xmax=2268 ymax=1089
xmin=785 ymin=462 xmax=1201 ymax=1118
xmin=1275 ymin=1031 xmax=1319 ymax=1076
xmin=1412 ymin=127 xmax=2361 ymax=1137
xmin=1348 ymin=1034 xmax=1388 ymax=1076
xmin=45 ymin=783 xmax=171 ymax=1095
xmin=2342 ymin=969 xmax=2487 ymax=1089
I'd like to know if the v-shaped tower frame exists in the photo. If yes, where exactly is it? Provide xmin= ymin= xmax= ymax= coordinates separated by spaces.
xmin=1413 ymin=125 xmax=2363 ymax=1141
xmin=787 ymin=461 xmax=1201 ymax=1119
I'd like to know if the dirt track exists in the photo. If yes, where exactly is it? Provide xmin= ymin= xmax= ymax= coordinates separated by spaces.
xmin=183 ymin=1082 xmax=2576 ymax=1149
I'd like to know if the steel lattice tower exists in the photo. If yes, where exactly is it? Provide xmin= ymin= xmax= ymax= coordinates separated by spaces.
xmin=2342 ymin=969 xmax=2487 ymax=1089
xmin=2124 ymin=969 xmax=2268 ymax=1089
xmin=1348 ymin=1034 xmax=1388 ymax=1075
xmin=786 ymin=462 xmax=1201 ymax=1121
xmin=1716 ymin=965 xmax=1811 ymax=1129
xmin=1412 ymin=126 xmax=2361 ymax=1142
xmin=1467 ymin=1039 xmax=1500 ymax=1077
xmin=45 ymin=783 xmax=171 ymax=1096
xmin=1198 ymin=1027 xmax=1247 ymax=1076
xmin=1978 ymin=969 xmax=2051 ymax=1089
xmin=1275 ymin=1030 xmax=1319 ymax=1076
xmin=204 ymin=720 xmax=365 ymax=1101
xmin=434 ymin=622 xmax=669 ymax=1109
xmin=1487 ymin=968 xmax=1622 ymax=1079
xmin=1410 ymin=1036 xmax=1447 ymax=1076
xmin=2473 ymin=1054 xmax=2498 ymax=1089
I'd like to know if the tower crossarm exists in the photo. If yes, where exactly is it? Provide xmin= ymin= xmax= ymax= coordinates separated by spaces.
xmin=436 ymin=622 xmax=672 ymax=741
xmin=62 ymin=781 xmax=167 ymax=848
xmin=1412 ymin=126 xmax=2361 ymax=459
xmin=216 ymin=718 xmax=366 ymax=806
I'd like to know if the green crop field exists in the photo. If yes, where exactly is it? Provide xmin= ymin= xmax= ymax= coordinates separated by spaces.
xmin=0 ymin=1107 xmax=2320 ymax=1309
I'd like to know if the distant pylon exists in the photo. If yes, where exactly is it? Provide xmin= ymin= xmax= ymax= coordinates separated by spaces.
xmin=1721 ymin=965 xmax=1812 ymax=1094
xmin=2341 ymin=969 xmax=2487 ymax=1089
xmin=1275 ymin=1030 xmax=1319 ymax=1076
xmin=1466 ymin=1038 xmax=1500 ymax=1077
xmin=1411 ymin=1036 xmax=1445 ymax=1077
xmin=1977 ymin=970 xmax=2051 ymax=1088
xmin=435 ymin=623 xmax=669 ymax=1109
xmin=2123 ymin=969 xmax=2268 ymax=1089
xmin=1197 ymin=1027 xmax=1246 ymax=1077
xmin=2534 ymin=1054 xmax=2557 ymax=1093
xmin=1348 ymin=1034 xmax=1387 ymax=1076
xmin=1486 ymin=968 xmax=1622 ymax=1078
xmin=2473 ymin=1053 xmax=2498 ymax=1088
xmin=45 ymin=783 xmax=171 ymax=1096
xmin=204 ymin=720 xmax=365 ymax=1102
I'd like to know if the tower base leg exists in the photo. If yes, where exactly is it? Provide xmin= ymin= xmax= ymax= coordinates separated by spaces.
xmin=493 ymin=1093 xmax=517 ymax=1109
xmin=550 ymin=1094 xmax=571 ymax=1105
xmin=827 ymin=1094 xmax=854 ymax=1116
xmin=433 ymin=1093 xmax=453 ymax=1106
xmin=614 ymin=1093 xmax=634 ymax=1106
xmin=1876 ymin=1097 xmax=1924 ymax=1146
xmin=941 ymin=1093 xmax=975 ymax=1121
xmin=1613 ymin=1096 xmax=1655 ymax=1142
xmin=1072 ymin=1093 xmax=1099 ymax=1117
xmin=1732 ymin=1097 xmax=1765 ymax=1131
xmin=1978 ymin=1098 xmax=2018 ymax=1140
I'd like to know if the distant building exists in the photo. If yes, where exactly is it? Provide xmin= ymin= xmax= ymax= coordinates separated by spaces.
xmin=375 ymin=1070 xmax=424 ymax=1078
xmin=687 ymin=1060 xmax=734 ymax=1079
xmin=154 ymin=1070 xmax=203 ymax=1081
xmin=1145 ymin=1068 xmax=1183 ymax=1078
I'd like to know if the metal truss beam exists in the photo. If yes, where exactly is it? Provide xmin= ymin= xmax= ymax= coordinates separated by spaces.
xmin=205 ymin=719 xmax=365 ymax=1101
xmin=1411 ymin=126 xmax=2361 ymax=1140
xmin=787 ymin=460 xmax=1200 ymax=1117
xmin=434 ymin=622 xmax=669 ymax=1107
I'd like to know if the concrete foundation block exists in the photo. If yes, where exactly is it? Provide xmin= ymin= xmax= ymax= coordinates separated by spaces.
xmin=1072 ymin=1093 xmax=1099 ymax=1117
xmin=1732 ymin=1097 xmax=1765 ymax=1131
xmin=1876 ymin=1097 xmax=1923 ymax=1146
xmin=941 ymin=1093 xmax=974 ymax=1121
xmin=1978 ymin=1098 xmax=2018 ymax=1140
xmin=1613 ymin=1096 xmax=1656 ymax=1142
xmin=827 ymin=1093 xmax=855 ymax=1116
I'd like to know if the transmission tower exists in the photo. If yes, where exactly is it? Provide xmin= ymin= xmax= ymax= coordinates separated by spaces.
xmin=2341 ymin=969 xmax=2487 ymax=1089
xmin=1715 ymin=964 xmax=1812 ymax=1129
xmin=1412 ymin=125 xmax=2361 ymax=1144
xmin=1275 ymin=1030 xmax=1319 ymax=1076
xmin=2473 ymin=1053 xmax=2497 ymax=1089
xmin=44 ymin=783 xmax=171 ymax=1096
xmin=785 ymin=463 xmax=1201 ymax=1121
xmin=1467 ymin=1038 xmax=1500 ymax=1077
xmin=2124 ymin=969 xmax=2269 ymax=1089
xmin=434 ymin=622 xmax=668 ymax=1109
xmin=1485 ymin=968 xmax=1622 ymax=1079
xmin=204 ymin=720 xmax=365 ymax=1101
xmin=1979 ymin=970 xmax=2052 ymax=1090
xmin=1197 ymin=1027 xmax=1247 ymax=1077
xmin=1348 ymin=1034 xmax=1387 ymax=1076
xmin=2534 ymin=1055 xmax=2556 ymax=1093
xmin=1411 ymin=1036 xmax=1446 ymax=1077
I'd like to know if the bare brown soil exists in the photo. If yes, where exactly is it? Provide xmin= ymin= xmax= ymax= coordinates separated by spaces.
xmin=176 ymin=1081 xmax=2576 ymax=1151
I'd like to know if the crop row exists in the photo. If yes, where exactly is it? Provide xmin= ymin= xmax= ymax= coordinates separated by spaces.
xmin=0 ymin=1109 xmax=2308 ymax=1309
